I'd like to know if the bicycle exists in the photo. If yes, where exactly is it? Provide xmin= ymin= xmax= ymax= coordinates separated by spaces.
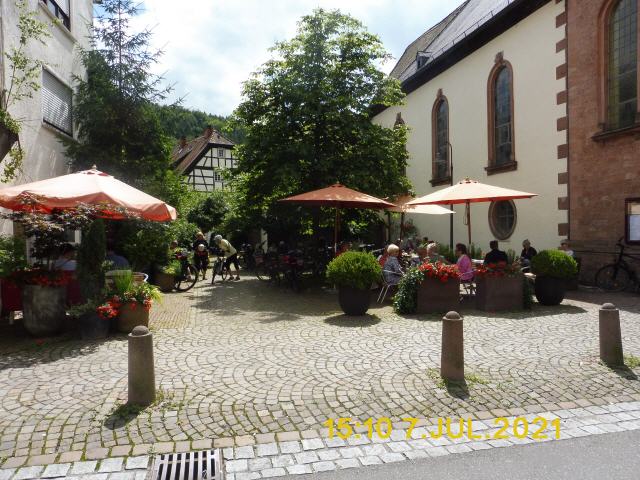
xmin=173 ymin=251 xmax=198 ymax=292
xmin=594 ymin=237 xmax=640 ymax=292
xmin=210 ymin=255 xmax=232 ymax=283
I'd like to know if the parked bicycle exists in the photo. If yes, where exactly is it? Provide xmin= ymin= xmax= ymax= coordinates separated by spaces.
xmin=173 ymin=250 xmax=198 ymax=292
xmin=594 ymin=238 xmax=640 ymax=292
xmin=211 ymin=255 xmax=232 ymax=283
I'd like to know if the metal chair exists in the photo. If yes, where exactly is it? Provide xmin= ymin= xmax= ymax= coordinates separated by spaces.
xmin=378 ymin=270 xmax=403 ymax=303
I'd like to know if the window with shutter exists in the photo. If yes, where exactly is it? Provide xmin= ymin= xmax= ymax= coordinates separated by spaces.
xmin=42 ymin=70 xmax=73 ymax=136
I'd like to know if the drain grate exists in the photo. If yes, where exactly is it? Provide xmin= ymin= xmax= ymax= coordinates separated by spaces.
xmin=150 ymin=449 xmax=223 ymax=480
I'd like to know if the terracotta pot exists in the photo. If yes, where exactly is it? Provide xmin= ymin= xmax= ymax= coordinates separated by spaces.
xmin=116 ymin=303 xmax=150 ymax=333
xmin=475 ymin=275 xmax=523 ymax=311
xmin=154 ymin=272 xmax=175 ymax=292
xmin=416 ymin=276 xmax=460 ymax=314
xmin=79 ymin=312 xmax=109 ymax=340
xmin=534 ymin=277 xmax=566 ymax=306
xmin=338 ymin=286 xmax=372 ymax=316
xmin=21 ymin=285 xmax=66 ymax=336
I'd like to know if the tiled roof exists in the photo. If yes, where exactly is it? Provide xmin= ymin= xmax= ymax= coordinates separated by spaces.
xmin=391 ymin=0 xmax=517 ymax=83
xmin=172 ymin=128 xmax=235 ymax=175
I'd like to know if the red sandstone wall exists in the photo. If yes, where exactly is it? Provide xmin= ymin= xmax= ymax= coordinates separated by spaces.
xmin=567 ymin=0 xmax=640 ymax=282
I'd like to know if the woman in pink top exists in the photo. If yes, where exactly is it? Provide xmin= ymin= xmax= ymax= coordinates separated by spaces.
xmin=455 ymin=243 xmax=474 ymax=282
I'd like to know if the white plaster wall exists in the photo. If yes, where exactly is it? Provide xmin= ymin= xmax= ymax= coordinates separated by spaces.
xmin=0 ymin=0 xmax=93 ymax=233
xmin=374 ymin=1 xmax=567 ymax=254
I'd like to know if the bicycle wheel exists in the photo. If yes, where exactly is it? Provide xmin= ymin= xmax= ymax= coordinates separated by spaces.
xmin=175 ymin=264 xmax=198 ymax=292
xmin=221 ymin=265 xmax=230 ymax=281
xmin=595 ymin=264 xmax=631 ymax=292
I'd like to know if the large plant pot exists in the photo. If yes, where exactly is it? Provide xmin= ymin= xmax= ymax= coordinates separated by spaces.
xmin=476 ymin=275 xmax=523 ymax=311
xmin=22 ymin=285 xmax=66 ymax=336
xmin=417 ymin=277 xmax=460 ymax=314
xmin=116 ymin=303 xmax=150 ymax=333
xmin=1 ymin=279 xmax=22 ymax=314
xmin=338 ymin=286 xmax=371 ymax=316
xmin=534 ymin=277 xmax=566 ymax=306
xmin=79 ymin=312 xmax=109 ymax=340
xmin=154 ymin=272 xmax=175 ymax=293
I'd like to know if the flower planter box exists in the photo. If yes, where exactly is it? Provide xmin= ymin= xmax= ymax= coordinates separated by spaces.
xmin=79 ymin=312 xmax=109 ymax=340
xmin=116 ymin=303 xmax=150 ymax=333
xmin=416 ymin=277 xmax=460 ymax=314
xmin=475 ymin=275 xmax=523 ymax=311
xmin=22 ymin=285 xmax=66 ymax=336
xmin=154 ymin=272 xmax=175 ymax=293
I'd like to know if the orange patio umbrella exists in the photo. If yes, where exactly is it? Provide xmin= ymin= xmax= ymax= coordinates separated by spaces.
xmin=407 ymin=178 xmax=537 ymax=244
xmin=0 ymin=167 xmax=177 ymax=221
xmin=279 ymin=183 xmax=396 ymax=250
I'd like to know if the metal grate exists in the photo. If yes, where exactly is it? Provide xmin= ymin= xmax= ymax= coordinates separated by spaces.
xmin=150 ymin=449 xmax=223 ymax=480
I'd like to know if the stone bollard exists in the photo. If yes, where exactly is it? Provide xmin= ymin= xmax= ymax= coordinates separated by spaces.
xmin=599 ymin=303 xmax=624 ymax=366
xmin=441 ymin=311 xmax=464 ymax=381
xmin=128 ymin=325 xmax=156 ymax=406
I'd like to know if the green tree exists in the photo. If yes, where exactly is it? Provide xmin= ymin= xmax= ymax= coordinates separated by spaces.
xmin=64 ymin=0 xmax=174 ymax=192
xmin=231 ymin=9 xmax=410 ymax=238
xmin=186 ymin=192 xmax=228 ymax=234
xmin=154 ymin=104 xmax=245 ymax=144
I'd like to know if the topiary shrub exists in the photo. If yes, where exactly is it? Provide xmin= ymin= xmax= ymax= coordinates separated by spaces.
xmin=326 ymin=251 xmax=381 ymax=291
xmin=531 ymin=250 xmax=578 ymax=279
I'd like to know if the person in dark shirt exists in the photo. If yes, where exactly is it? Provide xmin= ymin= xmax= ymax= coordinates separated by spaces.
xmin=484 ymin=240 xmax=508 ymax=265
xmin=520 ymin=239 xmax=537 ymax=268
xmin=192 ymin=232 xmax=209 ymax=280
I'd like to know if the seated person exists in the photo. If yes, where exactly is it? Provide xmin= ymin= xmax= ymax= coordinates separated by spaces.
xmin=377 ymin=245 xmax=389 ymax=267
xmin=54 ymin=243 xmax=77 ymax=271
xmin=427 ymin=242 xmax=447 ymax=263
xmin=483 ymin=240 xmax=508 ymax=265
xmin=520 ymin=239 xmax=537 ymax=268
xmin=336 ymin=241 xmax=351 ymax=256
xmin=559 ymin=239 xmax=575 ymax=257
xmin=106 ymin=245 xmax=130 ymax=269
xmin=382 ymin=244 xmax=404 ymax=285
xmin=455 ymin=243 xmax=474 ymax=282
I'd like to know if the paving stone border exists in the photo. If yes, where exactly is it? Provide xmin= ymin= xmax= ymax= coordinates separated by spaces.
xmin=1 ymin=401 xmax=640 ymax=479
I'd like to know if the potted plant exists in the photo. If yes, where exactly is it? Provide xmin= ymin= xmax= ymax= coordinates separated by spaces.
xmin=531 ymin=250 xmax=578 ymax=306
xmin=110 ymin=271 xmax=162 ymax=332
xmin=415 ymin=261 xmax=460 ymax=314
xmin=474 ymin=261 xmax=524 ymax=311
xmin=155 ymin=258 xmax=180 ymax=292
xmin=326 ymin=251 xmax=381 ymax=316
xmin=0 ymin=235 xmax=27 ymax=315
xmin=68 ymin=298 xmax=113 ymax=340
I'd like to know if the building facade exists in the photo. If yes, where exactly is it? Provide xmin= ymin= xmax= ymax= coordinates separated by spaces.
xmin=373 ymin=0 xmax=568 ymax=254
xmin=172 ymin=126 xmax=236 ymax=192
xmin=0 ymin=0 xmax=93 ymax=234
xmin=566 ymin=0 xmax=640 ymax=281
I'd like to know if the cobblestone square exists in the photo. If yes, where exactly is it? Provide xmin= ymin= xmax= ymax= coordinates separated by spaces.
xmin=0 ymin=278 xmax=639 ymax=466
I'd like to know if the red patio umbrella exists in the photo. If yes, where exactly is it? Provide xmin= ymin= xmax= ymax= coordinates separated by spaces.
xmin=407 ymin=178 xmax=537 ymax=244
xmin=279 ymin=183 xmax=396 ymax=250
xmin=0 ymin=167 xmax=177 ymax=221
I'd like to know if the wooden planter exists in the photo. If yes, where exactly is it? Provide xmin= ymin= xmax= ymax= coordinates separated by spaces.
xmin=416 ymin=276 xmax=460 ymax=314
xmin=154 ymin=272 xmax=175 ymax=292
xmin=116 ymin=303 xmax=150 ymax=333
xmin=475 ymin=275 xmax=523 ymax=311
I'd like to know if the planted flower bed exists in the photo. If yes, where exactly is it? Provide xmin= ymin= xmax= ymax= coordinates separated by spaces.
xmin=416 ymin=262 xmax=460 ymax=314
xmin=474 ymin=262 xmax=523 ymax=312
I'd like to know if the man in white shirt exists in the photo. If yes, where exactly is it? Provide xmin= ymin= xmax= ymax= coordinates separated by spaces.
xmin=213 ymin=235 xmax=240 ymax=281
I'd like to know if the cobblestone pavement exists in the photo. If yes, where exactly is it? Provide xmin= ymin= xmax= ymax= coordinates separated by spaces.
xmin=0 ymin=278 xmax=639 ymax=472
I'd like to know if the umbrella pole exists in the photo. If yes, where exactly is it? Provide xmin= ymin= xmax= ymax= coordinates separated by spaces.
xmin=334 ymin=208 xmax=340 ymax=254
xmin=466 ymin=200 xmax=471 ymax=246
xmin=400 ymin=212 xmax=405 ymax=241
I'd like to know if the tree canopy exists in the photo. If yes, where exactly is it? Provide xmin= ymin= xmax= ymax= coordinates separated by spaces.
xmin=154 ymin=104 xmax=245 ymax=145
xmin=231 ymin=9 xmax=410 ymax=239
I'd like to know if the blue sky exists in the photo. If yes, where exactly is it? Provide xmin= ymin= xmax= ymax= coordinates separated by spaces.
xmin=131 ymin=1 xmax=465 ymax=116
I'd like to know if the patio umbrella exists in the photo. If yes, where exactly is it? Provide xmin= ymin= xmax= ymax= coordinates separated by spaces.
xmin=386 ymin=194 xmax=454 ymax=241
xmin=0 ymin=167 xmax=177 ymax=221
xmin=279 ymin=183 xmax=396 ymax=251
xmin=407 ymin=178 xmax=537 ymax=245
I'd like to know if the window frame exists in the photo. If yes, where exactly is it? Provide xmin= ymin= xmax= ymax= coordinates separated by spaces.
xmin=488 ymin=200 xmax=517 ymax=240
xmin=596 ymin=0 xmax=640 ymax=139
xmin=430 ymin=89 xmax=451 ymax=186
xmin=40 ymin=0 xmax=70 ymax=31
xmin=626 ymin=197 xmax=640 ymax=244
xmin=486 ymin=53 xmax=517 ymax=175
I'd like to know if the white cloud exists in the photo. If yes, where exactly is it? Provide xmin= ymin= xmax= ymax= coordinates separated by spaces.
xmin=131 ymin=0 xmax=462 ymax=115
